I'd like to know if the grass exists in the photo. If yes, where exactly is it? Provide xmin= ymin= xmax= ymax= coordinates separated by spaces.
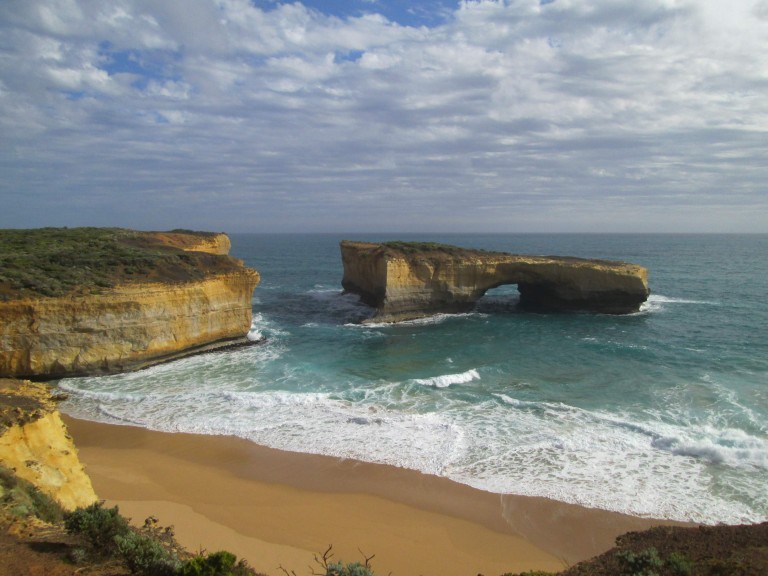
xmin=0 ymin=227 xmax=240 ymax=300
xmin=380 ymin=240 xmax=491 ymax=256
xmin=0 ymin=463 xmax=66 ymax=524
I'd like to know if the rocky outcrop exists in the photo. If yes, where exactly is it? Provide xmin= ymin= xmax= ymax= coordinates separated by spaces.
xmin=0 ymin=230 xmax=260 ymax=379
xmin=142 ymin=230 xmax=232 ymax=255
xmin=0 ymin=379 xmax=97 ymax=510
xmin=341 ymin=241 xmax=649 ymax=322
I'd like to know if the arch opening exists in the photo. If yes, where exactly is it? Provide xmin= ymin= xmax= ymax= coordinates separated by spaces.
xmin=475 ymin=282 xmax=521 ymax=313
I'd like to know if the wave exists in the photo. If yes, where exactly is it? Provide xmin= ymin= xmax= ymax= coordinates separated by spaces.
xmin=360 ymin=312 xmax=479 ymax=328
xmin=640 ymin=294 xmax=720 ymax=313
xmin=413 ymin=369 xmax=480 ymax=388
xmin=652 ymin=427 xmax=768 ymax=469
xmin=60 ymin=377 xmax=768 ymax=524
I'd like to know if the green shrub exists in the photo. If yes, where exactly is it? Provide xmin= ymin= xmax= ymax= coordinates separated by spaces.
xmin=0 ymin=465 xmax=18 ymax=490
xmin=309 ymin=546 xmax=376 ymax=576
xmin=666 ymin=552 xmax=693 ymax=576
xmin=0 ymin=227 xmax=238 ymax=299
xmin=500 ymin=572 xmax=556 ymax=576
xmin=115 ymin=530 xmax=180 ymax=575
xmin=323 ymin=561 xmax=376 ymax=576
xmin=177 ymin=550 xmax=256 ymax=576
xmin=616 ymin=547 xmax=664 ymax=576
xmin=0 ymin=464 xmax=65 ymax=523
xmin=26 ymin=483 xmax=65 ymax=523
xmin=64 ymin=501 xmax=130 ymax=553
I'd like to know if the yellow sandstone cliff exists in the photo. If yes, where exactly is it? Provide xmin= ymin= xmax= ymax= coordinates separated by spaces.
xmin=0 ymin=229 xmax=260 ymax=379
xmin=141 ymin=230 xmax=232 ymax=255
xmin=341 ymin=241 xmax=649 ymax=322
xmin=0 ymin=379 xmax=97 ymax=511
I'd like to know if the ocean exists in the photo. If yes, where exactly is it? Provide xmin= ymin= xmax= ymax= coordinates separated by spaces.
xmin=58 ymin=234 xmax=768 ymax=525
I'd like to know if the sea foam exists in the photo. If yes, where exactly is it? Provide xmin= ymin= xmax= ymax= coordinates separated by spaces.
xmin=413 ymin=369 xmax=480 ymax=388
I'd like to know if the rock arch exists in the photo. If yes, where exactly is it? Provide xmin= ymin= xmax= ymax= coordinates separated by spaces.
xmin=340 ymin=241 xmax=649 ymax=323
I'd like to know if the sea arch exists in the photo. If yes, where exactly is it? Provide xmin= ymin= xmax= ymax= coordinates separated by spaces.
xmin=340 ymin=241 xmax=650 ymax=323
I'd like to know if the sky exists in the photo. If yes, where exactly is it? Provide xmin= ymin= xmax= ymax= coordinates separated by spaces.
xmin=1 ymin=0 xmax=767 ymax=234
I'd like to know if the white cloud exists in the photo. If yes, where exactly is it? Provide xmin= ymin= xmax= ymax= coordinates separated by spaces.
xmin=0 ymin=0 xmax=766 ymax=232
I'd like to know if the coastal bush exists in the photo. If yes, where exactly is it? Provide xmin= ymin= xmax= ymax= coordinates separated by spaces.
xmin=306 ymin=546 xmax=376 ymax=576
xmin=666 ymin=552 xmax=693 ymax=576
xmin=64 ymin=501 xmax=130 ymax=553
xmin=0 ymin=227 xmax=236 ymax=299
xmin=115 ymin=529 xmax=180 ymax=575
xmin=323 ymin=561 xmax=376 ymax=576
xmin=25 ymin=481 xmax=65 ymax=523
xmin=616 ymin=547 xmax=663 ymax=576
xmin=0 ymin=464 xmax=65 ymax=523
xmin=177 ymin=550 xmax=257 ymax=576
xmin=500 ymin=572 xmax=556 ymax=576
xmin=381 ymin=240 xmax=468 ymax=255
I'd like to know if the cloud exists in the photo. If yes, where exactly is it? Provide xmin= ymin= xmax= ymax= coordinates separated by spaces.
xmin=0 ymin=0 xmax=766 ymax=232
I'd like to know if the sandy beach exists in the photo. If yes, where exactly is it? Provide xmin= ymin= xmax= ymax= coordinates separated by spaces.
xmin=64 ymin=415 xmax=679 ymax=576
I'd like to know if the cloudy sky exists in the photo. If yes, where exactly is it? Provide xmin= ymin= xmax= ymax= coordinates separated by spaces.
xmin=1 ymin=0 xmax=766 ymax=233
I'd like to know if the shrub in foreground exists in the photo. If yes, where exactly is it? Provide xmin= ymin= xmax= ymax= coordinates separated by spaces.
xmin=0 ymin=464 xmax=65 ymax=523
xmin=115 ymin=529 xmax=180 ymax=575
xmin=177 ymin=550 xmax=257 ymax=576
xmin=64 ymin=501 xmax=130 ymax=553
xmin=323 ymin=561 xmax=376 ymax=576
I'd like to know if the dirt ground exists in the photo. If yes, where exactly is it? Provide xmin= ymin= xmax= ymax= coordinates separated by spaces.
xmin=0 ymin=516 xmax=129 ymax=576
xmin=561 ymin=521 xmax=768 ymax=576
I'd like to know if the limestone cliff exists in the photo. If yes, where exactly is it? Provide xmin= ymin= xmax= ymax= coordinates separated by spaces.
xmin=341 ymin=241 xmax=649 ymax=322
xmin=142 ymin=230 xmax=232 ymax=255
xmin=0 ymin=229 xmax=260 ymax=379
xmin=0 ymin=379 xmax=97 ymax=511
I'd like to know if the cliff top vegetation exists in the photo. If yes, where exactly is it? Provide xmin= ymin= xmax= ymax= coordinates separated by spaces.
xmin=0 ymin=227 xmax=242 ymax=300
xmin=345 ymin=240 xmax=502 ymax=258
xmin=381 ymin=240 xmax=477 ymax=255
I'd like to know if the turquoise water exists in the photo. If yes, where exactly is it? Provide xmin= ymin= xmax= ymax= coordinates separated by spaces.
xmin=59 ymin=234 xmax=768 ymax=524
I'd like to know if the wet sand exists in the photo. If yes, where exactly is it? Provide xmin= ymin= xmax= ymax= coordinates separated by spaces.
xmin=64 ymin=416 xmax=679 ymax=576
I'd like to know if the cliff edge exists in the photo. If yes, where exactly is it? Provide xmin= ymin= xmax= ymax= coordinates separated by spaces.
xmin=0 ymin=228 xmax=260 ymax=379
xmin=341 ymin=241 xmax=649 ymax=323
xmin=0 ymin=378 xmax=97 ymax=511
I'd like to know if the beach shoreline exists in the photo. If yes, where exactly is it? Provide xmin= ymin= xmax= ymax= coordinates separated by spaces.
xmin=63 ymin=415 xmax=684 ymax=576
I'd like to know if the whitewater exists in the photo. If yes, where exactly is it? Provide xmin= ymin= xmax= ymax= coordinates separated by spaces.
xmin=58 ymin=233 xmax=768 ymax=525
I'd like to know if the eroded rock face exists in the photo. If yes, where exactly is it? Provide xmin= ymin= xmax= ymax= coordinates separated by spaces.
xmin=341 ymin=241 xmax=649 ymax=322
xmin=0 ymin=379 xmax=97 ymax=510
xmin=142 ymin=231 xmax=232 ymax=255
xmin=0 ymin=230 xmax=260 ymax=379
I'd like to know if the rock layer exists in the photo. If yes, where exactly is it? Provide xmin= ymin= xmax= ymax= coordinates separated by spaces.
xmin=341 ymin=241 xmax=649 ymax=322
xmin=0 ymin=379 xmax=97 ymax=510
xmin=0 ymin=230 xmax=260 ymax=379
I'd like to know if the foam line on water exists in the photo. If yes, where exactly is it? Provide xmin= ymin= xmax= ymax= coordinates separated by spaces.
xmin=641 ymin=294 xmax=721 ymax=314
xmin=360 ymin=312 xmax=478 ymax=328
xmin=413 ymin=368 xmax=480 ymax=388
xmin=60 ymin=374 xmax=768 ymax=524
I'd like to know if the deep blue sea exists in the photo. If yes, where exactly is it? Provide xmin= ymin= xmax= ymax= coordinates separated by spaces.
xmin=59 ymin=234 xmax=768 ymax=525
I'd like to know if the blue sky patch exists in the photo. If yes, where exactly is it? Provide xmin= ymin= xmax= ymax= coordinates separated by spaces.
xmin=99 ymin=42 xmax=182 ymax=89
xmin=249 ymin=0 xmax=457 ymax=27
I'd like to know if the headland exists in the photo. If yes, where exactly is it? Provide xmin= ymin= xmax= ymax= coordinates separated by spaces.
xmin=0 ymin=228 xmax=260 ymax=379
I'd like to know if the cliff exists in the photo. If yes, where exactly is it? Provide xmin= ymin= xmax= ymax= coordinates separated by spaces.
xmin=0 ymin=228 xmax=260 ymax=379
xmin=0 ymin=379 xmax=97 ymax=511
xmin=141 ymin=230 xmax=232 ymax=255
xmin=341 ymin=241 xmax=649 ymax=322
